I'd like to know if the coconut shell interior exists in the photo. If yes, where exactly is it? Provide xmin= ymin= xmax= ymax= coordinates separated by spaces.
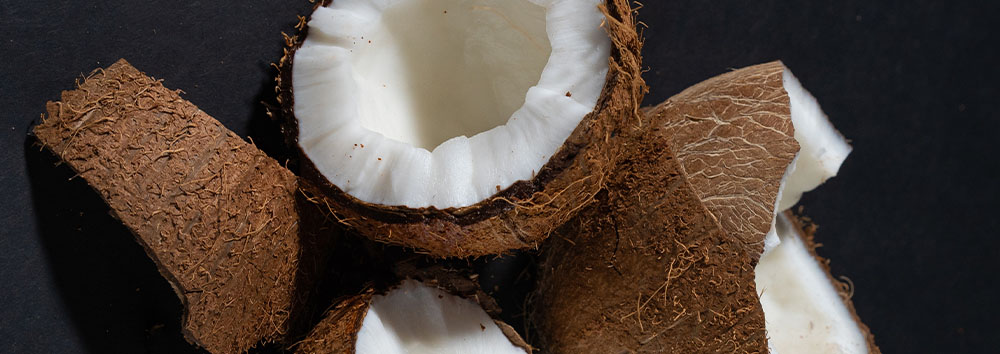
xmin=275 ymin=0 xmax=646 ymax=258
xmin=33 ymin=60 xmax=332 ymax=354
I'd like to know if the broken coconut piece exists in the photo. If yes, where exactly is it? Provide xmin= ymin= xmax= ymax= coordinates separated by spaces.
xmin=532 ymin=63 xmax=871 ymax=353
xmin=33 ymin=60 xmax=331 ymax=354
xmin=651 ymin=62 xmax=876 ymax=352
xmin=296 ymin=276 xmax=531 ymax=353
xmin=756 ymin=212 xmax=880 ymax=353
xmin=277 ymin=0 xmax=645 ymax=257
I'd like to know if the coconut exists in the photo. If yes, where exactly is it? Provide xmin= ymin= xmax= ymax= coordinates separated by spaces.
xmin=296 ymin=266 xmax=532 ymax=353
xmin=533 ymin=63 xmax=875 ymax=352
xmin=276 ymin=0 xmax=645 ymax=257
xmin=32 ymin=60 xmax=332 ymax=354
xmin=652 ymin=62 xmax=875 ymax=353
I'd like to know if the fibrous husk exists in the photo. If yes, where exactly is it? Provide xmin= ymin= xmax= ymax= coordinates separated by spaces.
xmin=532 ymin=63 xmax=803 ymax=353
xmin=275 ymin=0 xmax=646 ymax=258
xmin=33 ymin=60 xmax=332 ymax=354
xmin=295 ymin=264 xmax=532 ymax=353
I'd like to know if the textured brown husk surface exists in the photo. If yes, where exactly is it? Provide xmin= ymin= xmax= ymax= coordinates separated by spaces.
xmin=33 ymin=60 xmax=331 ymax=354
xmin=652 ymin=61 xmax=799 ymax=246
xmin=785 ymin=211 xmax=882 ymax=353
xmin=295 ymin=264 xmax=532 ymax=353
xmin=532 ymin=64 xmax=810 ymax=353
xmin=276 ymin=0 xmax=646 ymax=258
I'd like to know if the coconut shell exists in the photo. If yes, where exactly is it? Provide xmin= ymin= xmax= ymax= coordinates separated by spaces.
xmin=531 ymin=64 xmax=817 ymax=353
xmin=295 ymin=266 xmax=533 ymax=353
xmin=275 ymin=0 xmax=646 ymax=258
xmin=32 ymin=60 xmax=332 ymax=354
xmin=784 ymin=211 xmax=882 ymax=353
xmin=649 ymin=61 xmax=800 ymax=246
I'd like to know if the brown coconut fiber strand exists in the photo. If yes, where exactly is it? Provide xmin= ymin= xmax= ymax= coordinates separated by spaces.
xmin=785 ymin=211 xmax=882 ymax=353
xmin=274 ymin=0 xmax=646 ymax=258
xmin=532 ymin=66 xmax=810 ymax=353
xmin=33 ymin=59 xmax=331 ymax=354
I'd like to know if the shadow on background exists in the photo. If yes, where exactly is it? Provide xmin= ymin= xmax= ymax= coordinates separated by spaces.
xmin=25 ymin=137 xmax=206 ymax=354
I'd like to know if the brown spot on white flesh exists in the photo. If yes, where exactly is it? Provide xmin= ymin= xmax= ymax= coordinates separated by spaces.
xmin=480 ymin=323 xmax=486 ymax=331
xmin=565 ymin=91 xmax=572 ymax=97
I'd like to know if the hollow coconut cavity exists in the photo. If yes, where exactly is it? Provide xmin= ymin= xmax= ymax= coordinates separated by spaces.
xmin=279 ymin=0 xmax=644 ymax=257
xmin=294 ymin=0 xmax=607 ymax=208
xmin=297 ymin=280 xmax=530 ymax=353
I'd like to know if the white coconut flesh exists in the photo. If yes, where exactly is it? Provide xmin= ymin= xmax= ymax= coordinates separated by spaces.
xmin=293 ymin=0 xmax=610 ymax=208
xmin=354 ymin=280 xmax=527 ymax=354
xmin=754 ymin=67 xmax=866 ymax=353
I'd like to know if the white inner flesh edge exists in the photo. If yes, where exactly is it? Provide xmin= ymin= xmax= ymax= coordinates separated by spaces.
xmin=354 ymin=280 xmax=526 ymax=354
xmin=755 ymin=66 xmax=865 ymax=353
xmin=294 ymin=0 xmax=610 ymax=208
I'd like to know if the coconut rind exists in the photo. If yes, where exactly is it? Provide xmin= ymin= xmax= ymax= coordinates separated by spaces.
xmin=276 ymin=0 xmax=645 ymax=258
xmin=533 ymin=124 xmax=768 ymax=352
xmin=649 ymin=61 xmax=800 ymax=248
xmin=533 ymin=63 xmax=806 ymax=353
xmin=33 ymin=60 xmax=331 ymax=354
xmin=782 ymin=212 xmax=881 ymax=354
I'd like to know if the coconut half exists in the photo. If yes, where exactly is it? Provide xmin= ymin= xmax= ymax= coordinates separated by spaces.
xmin=533 ymin=62 xmax=876 ymax=353
xmin=277 ymin=0 xmax=645 ymax=257
xmin=296 ymin=279 xmax=531 ymax=353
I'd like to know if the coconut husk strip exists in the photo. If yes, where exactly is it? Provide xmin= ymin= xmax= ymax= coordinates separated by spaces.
xmin=785 ymin=211 xmax=881 ymax=353
xmin=33 ymin=59 xmax=331 ymax=354
xmin=275 ymin=0 xmax=646 ymax=258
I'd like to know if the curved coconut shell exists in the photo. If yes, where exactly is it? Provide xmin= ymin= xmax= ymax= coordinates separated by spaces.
xmin=533 ymin=64 xmax=813 ymax=352
xmin=33 ymin=60 xmax=333 ymax=354
xmin=650 ymin=61 xmax=800 ymax=246
xmin=295 ymin=266 xmax=533 ymax=353
xmin=276 ymin=0 xmax=645 ymax=258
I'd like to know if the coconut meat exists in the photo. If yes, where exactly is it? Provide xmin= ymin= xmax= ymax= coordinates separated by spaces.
xmin=354 ymin=279 xmax=526 ymax=354
xmin=756 ymin=67 xmax=865 ymax=353
xmin=294 ymin=0 xmax=610 ymax=208
xmin=756 ymin=214 xmax=868 ymax=354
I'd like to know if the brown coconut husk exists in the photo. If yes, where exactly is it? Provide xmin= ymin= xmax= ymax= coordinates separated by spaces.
xmin=785 ymin=211 xmax=882 ymax=353
xmin=532 ymin=63 xmax=808 ymax=353
xmin=295 ymin=264 xmax=533 ymax=353
xmin=275 ymin=0 xmax=646 ymax=258
xmin=33 ymin=60 xmax=332 ymax=354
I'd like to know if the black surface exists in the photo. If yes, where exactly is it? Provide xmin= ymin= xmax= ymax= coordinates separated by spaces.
xmin=1 ymin=1 xmax=998 ymax=353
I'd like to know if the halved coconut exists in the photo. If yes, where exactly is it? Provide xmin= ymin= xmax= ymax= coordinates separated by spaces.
xmin=296 ymin=278 xmax=531 ymax=353
xmin=533 ymin=63 xmax=876 ymax=352
xmin=276 ymin=0 xmax=645 ymax=257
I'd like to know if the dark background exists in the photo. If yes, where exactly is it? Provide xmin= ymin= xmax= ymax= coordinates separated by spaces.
xmin=1 ymin=1 xmax=998 ymax=353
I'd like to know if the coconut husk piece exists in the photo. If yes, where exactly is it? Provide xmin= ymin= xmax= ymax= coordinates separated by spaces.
xmin=274 ymin=0 xmax=646 ymax=258
xmin=532 ymin=64 xmax=807 ymax=352
xmin=32 ymin=59 xmax=332 ymax=354
xmin=295 ymin=264 xmax=532 ymax=353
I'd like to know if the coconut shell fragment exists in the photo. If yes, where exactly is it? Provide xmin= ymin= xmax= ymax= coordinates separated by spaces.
xmin=275 ymin=0 xmax=646 ymax=258
xmin=650 ymin=61 xmax=800 ymax=246
xmin=33 ymin=60 xmax=331 ymax=354
xmin=533 ymin=64 xmax=814 ymax=353
xmin=296 ymin=266 xmax=532 ymax=353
